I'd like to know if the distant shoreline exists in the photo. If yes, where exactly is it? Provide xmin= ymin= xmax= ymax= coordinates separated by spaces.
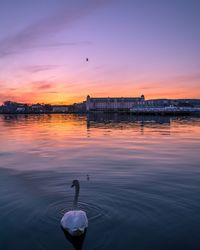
xmin=0 ymin=110 xmax=200 ymax=116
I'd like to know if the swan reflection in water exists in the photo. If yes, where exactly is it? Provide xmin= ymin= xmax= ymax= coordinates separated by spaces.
xmin=61 ymin=180 xmax=88 ymax=250
xmin=61 ymin=227 xmax=87 ymax=250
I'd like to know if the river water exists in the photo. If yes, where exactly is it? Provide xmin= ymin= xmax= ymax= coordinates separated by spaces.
xmin=0 ymin=114 xmax=200 ymax=250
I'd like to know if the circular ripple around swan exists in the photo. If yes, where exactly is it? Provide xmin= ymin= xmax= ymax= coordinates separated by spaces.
xmin=38 ymin=198 xmax=108 ymax=227
xmin=78 ymin=201 xmax=108 ymax=222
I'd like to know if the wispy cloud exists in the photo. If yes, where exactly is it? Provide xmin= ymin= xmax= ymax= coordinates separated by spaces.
xmin=24 ymin=65 xmax=57 ymax=73
xmin=138 ymin=73 xmax=200 ymax=90
xmin=30 ymin=81 xmax=55 ymax=90
xmin=0 ymin=93 xmax=16 ymax=102
xmin=33 ymin=41 xmax=92 ymax=48
xmin=172 ymin=73 xmax=200 ymax=83
xmin=0 ymin=0 xmax=110 ymax=58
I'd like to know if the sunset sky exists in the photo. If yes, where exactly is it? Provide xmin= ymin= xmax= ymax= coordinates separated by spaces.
xmin=0 ymin=0 xmax=200 ymax=104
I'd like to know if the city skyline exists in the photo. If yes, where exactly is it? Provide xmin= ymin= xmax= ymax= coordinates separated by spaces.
xmin=0 ymin=0 xmax=200 ymax=105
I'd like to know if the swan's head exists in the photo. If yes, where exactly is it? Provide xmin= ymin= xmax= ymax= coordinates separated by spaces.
xmin=71 ymin=179 xmax=79 ymax=188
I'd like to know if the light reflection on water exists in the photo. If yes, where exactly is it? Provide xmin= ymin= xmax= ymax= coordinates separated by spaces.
xmin=0 ymin=114 xmax=200 ymax=250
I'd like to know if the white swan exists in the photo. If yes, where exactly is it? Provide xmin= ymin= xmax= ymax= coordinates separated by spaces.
xmin=61 ymin=180 xmax=88 ymax=236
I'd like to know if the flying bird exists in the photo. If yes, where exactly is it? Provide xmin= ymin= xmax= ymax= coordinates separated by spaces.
xmin=86 ymin=58 xmax=89 ymax=62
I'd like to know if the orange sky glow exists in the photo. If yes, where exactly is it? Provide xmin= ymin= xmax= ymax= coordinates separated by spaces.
xmin=0 ymin=1 xmax=199 ymax=105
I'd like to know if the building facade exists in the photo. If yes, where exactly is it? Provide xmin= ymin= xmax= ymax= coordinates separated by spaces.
xmin=86 ymin=95 xmax=145 ymax=112
xmin=52 ymin=105 xmax=69 ymax=113
xmin=135 ymin=99 xmax=200 ymax=108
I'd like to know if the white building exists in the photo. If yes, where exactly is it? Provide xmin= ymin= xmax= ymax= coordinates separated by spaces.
xmin=86 ymin=95 xmax=145 ymax=112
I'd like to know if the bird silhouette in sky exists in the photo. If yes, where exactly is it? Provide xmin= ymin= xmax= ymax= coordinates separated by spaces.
xmin=86 ymin=58 xmax=89 ymax=62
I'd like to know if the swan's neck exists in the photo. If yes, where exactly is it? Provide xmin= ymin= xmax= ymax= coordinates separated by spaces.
xmin=73 ymin=184 xmax=79 ymax=209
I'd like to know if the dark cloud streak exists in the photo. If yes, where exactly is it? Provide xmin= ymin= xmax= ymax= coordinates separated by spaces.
xmin=30 ymin=81 xmax=54 ymax=90
xmin=24 ymin=65 xmax=57 ymax=73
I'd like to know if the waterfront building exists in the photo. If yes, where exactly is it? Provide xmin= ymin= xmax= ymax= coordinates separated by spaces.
xmin=31 ymin=104 xmax=45 ymax=113
xmin=52 ymin=105 xmax=69 ymax=113
xmin=2 ymin=101 xmax=28 ymax=113
xmin=67 ymin=102 xmax=86 ymax=113
xmin=138 ymin=99 xmax=171 ymax=107
xmin=135 ymin=99 xmax=200 ymax=108
xmin=174 ymin=99 xmax=200 ymax=107
xmin=86 ymin=95 xmax=145 ymax=112
xmin=30 ymin=104 xmax=52 ymax=113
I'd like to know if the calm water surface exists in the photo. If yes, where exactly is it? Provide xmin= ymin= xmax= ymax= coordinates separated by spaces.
xmin=0 ymin=114 xmax=200 ymax=250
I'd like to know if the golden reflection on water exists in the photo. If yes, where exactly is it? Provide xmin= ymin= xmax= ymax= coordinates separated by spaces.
xmin=0 ymin=114 xmax=200 ymax=145
xmin=0 ymin=114 xmax=199 ymax=171
xmin=0 ymin=114 xmax=200 ymax=136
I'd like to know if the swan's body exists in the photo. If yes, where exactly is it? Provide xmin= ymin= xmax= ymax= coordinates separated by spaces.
xmin=61 ymin=180 xmax=88 ymax=236
xmin=61 ymin=210 xmax=88 ymax=236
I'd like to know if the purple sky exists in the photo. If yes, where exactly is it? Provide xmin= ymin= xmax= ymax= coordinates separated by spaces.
xmin=0 ymin=0 xmax=200 ymax=104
